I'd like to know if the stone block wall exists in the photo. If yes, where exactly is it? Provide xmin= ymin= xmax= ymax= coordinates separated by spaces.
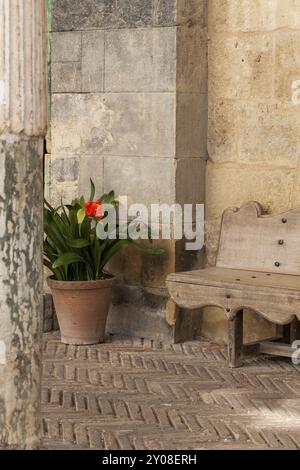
xmin=47 ymin=1 xmax=208 ymax=341
xmin=46 ymin=1 xmax=300 ymax=344
xmin=203 ymin=0 xmax=300 ymax=343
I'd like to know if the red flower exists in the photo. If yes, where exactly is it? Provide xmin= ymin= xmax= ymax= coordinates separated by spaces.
xmin=84 ymin=200 xmax=101 ymax=218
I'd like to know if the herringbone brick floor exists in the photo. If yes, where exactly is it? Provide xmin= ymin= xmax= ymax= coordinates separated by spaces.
xmin=42 ymin=332 xmax=300 ymax=450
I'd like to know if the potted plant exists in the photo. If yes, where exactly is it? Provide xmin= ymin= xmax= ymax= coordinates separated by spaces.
xmin=44 ymin=181 xmax=162 ymax=345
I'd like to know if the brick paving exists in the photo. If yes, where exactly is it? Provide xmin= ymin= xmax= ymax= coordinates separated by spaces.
xmin=42 ymin=331 xmax=300 ymax=450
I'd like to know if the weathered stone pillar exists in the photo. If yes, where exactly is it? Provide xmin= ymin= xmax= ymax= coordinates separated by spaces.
xmin=0 ymin=0 xmax=48 ymax=449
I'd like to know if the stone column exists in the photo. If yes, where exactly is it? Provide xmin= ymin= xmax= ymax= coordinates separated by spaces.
xmin=0 ymin=0 xmax=48 ymax=449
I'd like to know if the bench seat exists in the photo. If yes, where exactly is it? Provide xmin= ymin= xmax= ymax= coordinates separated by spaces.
xmin=167 ymin=267 xmax=300 ymax=325
xmin=166 ymin=201 xmax=300 ymax=367
xmin=168 ymin=267 xmax=300 ymax=291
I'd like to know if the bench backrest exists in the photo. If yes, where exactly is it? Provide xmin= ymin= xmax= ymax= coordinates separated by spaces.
xmin=216 ymin=201 xmax=300 ymax=275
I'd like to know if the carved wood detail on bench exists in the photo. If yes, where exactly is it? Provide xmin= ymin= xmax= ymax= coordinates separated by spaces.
xmin=166 ymin=202 xmax=300 ymax=367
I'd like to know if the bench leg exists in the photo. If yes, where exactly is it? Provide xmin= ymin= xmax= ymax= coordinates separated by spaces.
xmin=228 ymin=310 xmax=243 ymax=368
xmin=282 ymin=318 xmax=299 ymax=344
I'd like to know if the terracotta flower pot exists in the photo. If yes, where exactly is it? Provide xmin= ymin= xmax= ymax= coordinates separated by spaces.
xmin=47 ymin=276 xmax=115 ymax=345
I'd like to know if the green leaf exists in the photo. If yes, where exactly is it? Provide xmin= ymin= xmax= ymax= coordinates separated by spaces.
xmin=44 ymin=199 xmax=55 ymax=212
xmin=93 ymin=238 xmax=108 ymax=279
xmin=52 ymin=252 xmax=87 ymax=270
xmin=80 ymin=216 xmax=92 ymax=239
xmin=68 ymin=208 xmax=80 ymax=238
xmin=61 ymin=199 xmax=70 ymax=225
xmin=77 ymin=208 xmax=86 ymax=225
xmin=89 ymin=179 xmax=96 ymax=201
xmin=44 ymin=239 xmax=57 ymax=259
xmin=99 ymin=240 xmax=131 ymax=270
xmin=101 ymin=190 xmax=116 ymax=205
xmin=44 ymin=211 xmax=68 ymax=253
xmin=68 ymin=238 xmax=91 ymax=248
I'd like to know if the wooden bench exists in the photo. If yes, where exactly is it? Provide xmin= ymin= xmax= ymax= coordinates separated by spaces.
xmin=167 ymin=202 xmax=300 ymax=367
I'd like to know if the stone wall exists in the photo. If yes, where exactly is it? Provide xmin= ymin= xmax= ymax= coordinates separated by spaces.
xmin=48 ymin=1 xmax=300 ymax=345
xmin=203 ymin=0 xmax=300 ymax=343
xmin=47 ymin=1 xmax=208 ymax=341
